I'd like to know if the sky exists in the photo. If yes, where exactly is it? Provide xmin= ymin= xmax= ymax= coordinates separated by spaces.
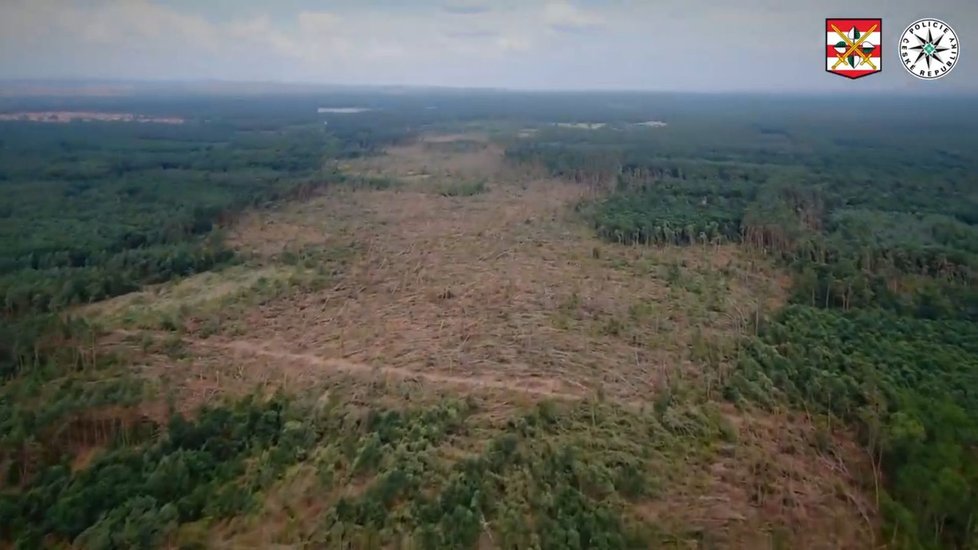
xmin=0 ymin=0 xmax=975 ymax=92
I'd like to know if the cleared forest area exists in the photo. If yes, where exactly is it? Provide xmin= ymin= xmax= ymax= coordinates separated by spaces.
xmin=66 ymin=132 xmax=871 ymax=547
xmin=1 ymin=92 xmax=975 ymax=548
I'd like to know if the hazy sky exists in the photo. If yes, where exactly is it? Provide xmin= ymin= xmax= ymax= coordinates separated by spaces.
xmin=1 ymin=0 xmax=975 ymax=92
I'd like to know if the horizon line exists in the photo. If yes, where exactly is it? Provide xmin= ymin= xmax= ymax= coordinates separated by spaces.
xmin=1 ymin=77 xmax=976 ymax=97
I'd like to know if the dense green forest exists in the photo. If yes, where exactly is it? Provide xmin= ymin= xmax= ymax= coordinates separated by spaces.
xmin=508 ymin=99 xmax=978 ymax=548
xmin=2 ymin=90 xmax=977 ymax=547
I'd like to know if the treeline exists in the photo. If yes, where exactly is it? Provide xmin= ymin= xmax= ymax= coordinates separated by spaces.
xmin=1 ymin=243 xmax=232 ymax=316
xmin=0 ymin=121 xmax=329 ymax=320
xmin=587 ymin=193 xmax=742 ymax=246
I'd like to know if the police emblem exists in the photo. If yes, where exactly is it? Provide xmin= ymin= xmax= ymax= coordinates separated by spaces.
xmin=826 ymin=19 xmax=882 ymax=79
xmin=900 ymin=19 xmax=959 ymax=80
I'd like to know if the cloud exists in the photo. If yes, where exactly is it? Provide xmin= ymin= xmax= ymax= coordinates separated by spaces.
xmin=297 ymin=10 xmax=343 ymax=31
xmin=445 ymin=29 xmax=500 ymax=39
xmin=442 ymin=3 xmax=491 ymax=15
xmin=227 ymin=15 xmax=304 ymax=59
xmin=2 ymin=0 xmax=973 ymax=91
xmin=0 ymin=0 xmax=563 ymax=81
xmin=542 ymin=2 xmax=605 ymax=32
xmin=496 ymin=36 xmax=532 ymax=52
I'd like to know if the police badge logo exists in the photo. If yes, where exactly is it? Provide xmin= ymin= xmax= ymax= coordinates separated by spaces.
xmin=826 ymin=19 xmax=882 ymax=79
xmin=900 ymin=19 xmax=959 ymax=80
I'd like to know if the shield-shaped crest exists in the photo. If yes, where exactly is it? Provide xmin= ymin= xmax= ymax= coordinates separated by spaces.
xmin=826 ymin=18 xmax=882 ymax=79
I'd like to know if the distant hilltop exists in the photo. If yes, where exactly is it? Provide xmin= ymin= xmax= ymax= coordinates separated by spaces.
xmin=0 ymin=111 xmax=184 ymax=124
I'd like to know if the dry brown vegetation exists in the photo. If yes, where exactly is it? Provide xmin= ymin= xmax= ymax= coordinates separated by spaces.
xmin=215 ymin=136 xmax=782 ymax=403
xmin=93 ymin=133 xmax=875 ymax=548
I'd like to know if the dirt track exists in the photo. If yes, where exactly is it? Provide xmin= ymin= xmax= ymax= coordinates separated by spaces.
xmin=193 ymin=335 xmax=586 ymax=401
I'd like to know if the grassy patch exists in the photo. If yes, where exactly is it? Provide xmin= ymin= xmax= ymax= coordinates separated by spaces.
xmin=80 ymin=243 xmax=357 ymax=334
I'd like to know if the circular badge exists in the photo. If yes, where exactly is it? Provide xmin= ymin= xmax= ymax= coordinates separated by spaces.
xmin=900 ymin=19 xmax=959 ymax=79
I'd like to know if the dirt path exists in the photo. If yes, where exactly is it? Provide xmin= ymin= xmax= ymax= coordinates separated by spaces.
xmin=113 ymin=329 xmax=585 ymax=401
xmin=205 ymin=336 xmax=586 ymax=401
